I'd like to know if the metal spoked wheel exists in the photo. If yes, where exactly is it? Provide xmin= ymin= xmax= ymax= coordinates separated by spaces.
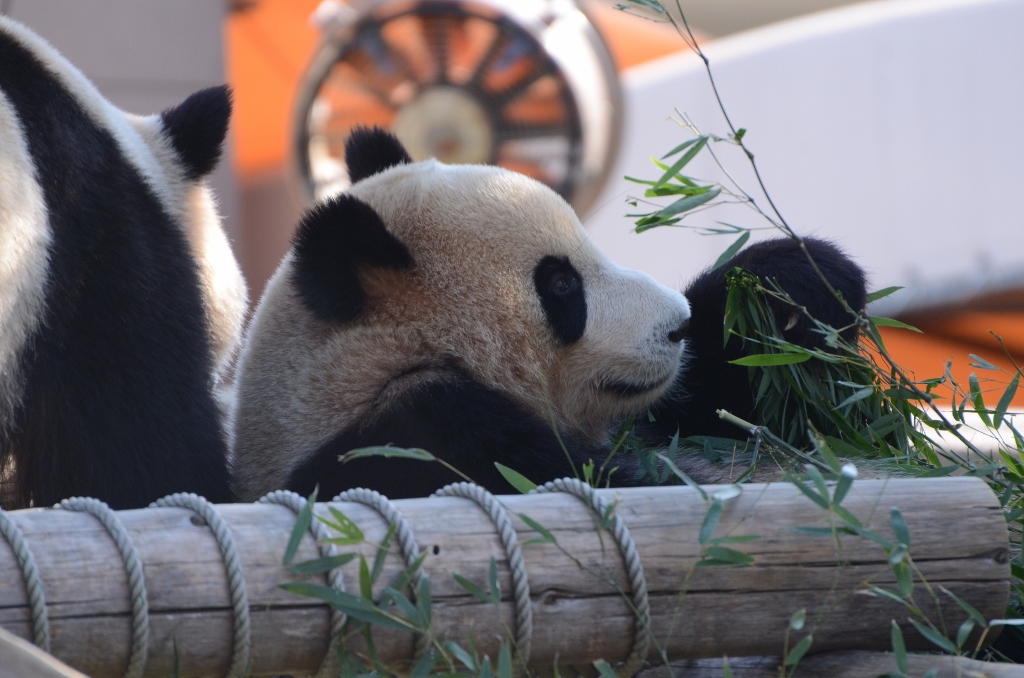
xmin=294 ymin=0 xmax=621 ymax=216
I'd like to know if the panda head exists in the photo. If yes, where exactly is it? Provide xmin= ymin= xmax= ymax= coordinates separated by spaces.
xmin=232 ymin=128 xmax=689 ymax=495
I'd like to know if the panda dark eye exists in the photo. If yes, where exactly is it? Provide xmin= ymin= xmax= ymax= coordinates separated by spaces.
xmin=549 ymin=271 xmax=579 ymax=296
xmin=534 ymin=256 xmax=586 ymax=345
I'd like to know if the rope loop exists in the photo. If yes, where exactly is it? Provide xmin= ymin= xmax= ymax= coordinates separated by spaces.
xmin=259 ymin=490 xmax=346 ymax=677
xmin=59 ymin=497 xmax=149 ymax=678
xmin=332 ymin=488 xmax=430 ymax=658
xmin=532 ymin=478 xmax=651 ymax=677
xmin=0 ymin=507 xmax=49 ymax=652
xmin=433 ymin=482 xmax=533 ymax=672
xmin=150 ymin=493 xmax=250 ymax=678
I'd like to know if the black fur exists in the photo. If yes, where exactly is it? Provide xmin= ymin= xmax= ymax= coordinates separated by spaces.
xmin=291 ymin=194 xmax=413 ymax=324
xmin=533 ymin=255 xmax=587 ymax=344
xmin=0 ymin=34 xmax=232 ymax=509
xmin=160 ymin=85 xmax=231 ymax=180
xmin=285 ymin=371 xmax=600 ymax=499
xmin=644 ymin=237 xmax=867 ymax=442
xmin=345 ymin=126 xmax=413 ymax=184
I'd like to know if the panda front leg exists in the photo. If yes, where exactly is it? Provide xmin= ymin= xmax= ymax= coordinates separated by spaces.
xmin=641 ymin=237 xmax=867 ymax=445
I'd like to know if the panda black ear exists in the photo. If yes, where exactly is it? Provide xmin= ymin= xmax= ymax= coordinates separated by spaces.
xmin=161 ymin=85 xmax=232 ymax=180
xmin=291 ymin=194 xmax=413 ymax=323
xmin=345 ymin=126 xmax=413 ymax=183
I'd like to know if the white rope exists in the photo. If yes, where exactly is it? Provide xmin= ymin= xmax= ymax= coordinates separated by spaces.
xmin=259 ymin=490 xmax=346 ymax=677
xmin=332 ymin=488 xmax=430 ymax=658
xmin=532 ymin=478 xmax=651 ymax=677
xmin=433 ymin=482 xmax=533 ymax=672
xmin=150 ymin=493 xmax=250 ymax=678
xmin=59 ymin=497 xmax=149 ymax=678
xmin=0 ymin=507 xmax=49 ymax=651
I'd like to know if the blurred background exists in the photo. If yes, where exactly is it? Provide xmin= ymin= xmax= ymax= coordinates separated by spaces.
xmin=3 ymin=0 xmax=1022 ymax=404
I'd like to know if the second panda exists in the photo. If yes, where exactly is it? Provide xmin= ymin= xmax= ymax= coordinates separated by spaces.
xmin=230 ymin=128 xmax=865 ymax=500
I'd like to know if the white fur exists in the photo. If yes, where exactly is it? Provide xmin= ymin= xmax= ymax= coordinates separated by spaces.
xmin=231 ymin=159 xmax=690 ymax=500
xmin=0 ymin=88 xmax=51 ymax=424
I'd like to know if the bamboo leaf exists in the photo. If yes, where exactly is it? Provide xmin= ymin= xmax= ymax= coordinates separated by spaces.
xmin=871 ymin=317 xmax=922 ymax=333
xmin=654 ymin=136 xmax=708 ymax=187
xmin=289 ymin=553 xmax=356 ymax=575
xmin=909 ymin=619 xmax=957 ymax=654
xmin=709 ymin=231 xmax=751 ymax=272
xmin=994 ymin=372 xmax=1020 ymax=429
xmin=518 ymin=513 xmax=557 ymax=545
xmin=891 ymin=621 xmax=907 ymax=673
xmin=284 ymin=489 xmax=317 ymax=566
xmin=453 ymin=573 xmax=492 ymax=604
xmin=730 ymin=352 xmax=811 ymax=367
xmin=657 ymin=186 xmax=722 ymax=217
xmin=699 ymin=500 xmax=723 ymax=544
xmin=866 ymin=286 xmax=904 ymax=303
xmin=279 ymin=582 xmax=415 ymax=632
xmin=593 ymin=660 xmax=619 ymax=678
xmin=659 ymin=136 xmax=703 ymax=159
xmin=969 ymin=373 xmax=993 ymax=427
xmin=343 ymin=446 xmax=436 ymax=462
xmin=784 ymin=635 xmax=813 ymax=666
xmin=494 ymin=463 xmax=537 ymax=493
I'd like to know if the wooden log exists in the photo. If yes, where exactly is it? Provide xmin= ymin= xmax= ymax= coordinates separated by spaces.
xmin=0 ymin=477 xmax=1010 ymax=677
xmin=642 ymin=651 xmax=1024 ymax=677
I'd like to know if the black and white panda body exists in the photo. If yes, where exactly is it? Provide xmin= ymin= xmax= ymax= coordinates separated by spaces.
xmin=0 ymin=19 xmax=247 ymax=509
xmin=230 ymin=128 xmax=865 ymax=500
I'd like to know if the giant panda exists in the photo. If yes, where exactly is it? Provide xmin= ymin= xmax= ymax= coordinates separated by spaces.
xmin=230 ymin=128 xmax=865 ymax=501
xmin=0 ymin=18 xmax=248 ymax=509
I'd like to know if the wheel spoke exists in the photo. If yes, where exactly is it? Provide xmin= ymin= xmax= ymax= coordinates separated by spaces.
xmin=492 ymin=65 xmax=550 ymax=108
xmin=495 ymin=123 xmax=572 ymax=142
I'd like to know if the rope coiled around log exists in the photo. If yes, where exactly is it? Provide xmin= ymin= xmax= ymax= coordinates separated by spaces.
xmin=332 ymin=487 xmax=431 ymax=659
xmin=259 ymin=489 xmax=346 ymax=678
xmin=0 ymin=506 xmax=49 ymax=652
xmin=433 ymin=481 xmax=533 ymax=671
xmin=150 ymin=493 xmax=250 ymax=678
xmin=533 ymin=478 xmax=651 ymax=677
xmin=59 ymin=497 xmax=149 ymax=678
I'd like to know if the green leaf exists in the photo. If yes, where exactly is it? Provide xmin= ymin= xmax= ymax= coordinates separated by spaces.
xmin=730 ymin=352 xmax=811 ymax=367
xmin=654 ymin=135 xmax=708 ymax=187
xmin=453 ymin=573 xmax=492 ymax=604
xmin=382 ymin=586 xmax=423 ymax=627
xmin=968 ymin=353 xmax=999 ymax=370
xmin=956 ymin=618 xmax=975 ymax=649
xmin=697 ymin=546 xmax=754 ymax=567
xmin=790 ymin=609 xmax=806 ymax=631
xmin=416 ymin=575 xmax=431 ymax=627
xmin=372 ymin=524 xmax=396 ymax=583
xmin=494 ymin=463 xmax=537 ymax=493
xmin=909 ymin=619 xmax=957 ymax=654
xmin=593 ymin=660 xmax=619 ymax=678
xmin=343 ymin=446 xmax=436 ymax=462
xmin=488 ymin=557 xmax=501 ymax=604
xmin=940 ymin=587 xmax=987 ymax=627
xmin=657 ymin=452 xmax=709 ymax=500
xmin=290 ymin=553 xmax=357 ymax=575
xmin=893 ymin=560 xmax=914 ymax=598
xmin=318 ymin=505 xmax=364 ymax=545
xmin=284 ymin=488 xmax=317 ymax=566
xmin=699 ymin=500 xmax=723 ymax=545
xmin=659 ymin=135 xmax=703 ymax=160
xmin=784 ymin=634 xmax=813 ymax=666
xmin=788 ymin=526 xmax=841 ymax=538
xmin=497 ymin=643 xmax=513 ymax=678
xmin=969 ymin=373 xmax=993 ymax=427
xmin=891 ymin=621 xmax=907 ymax=673
xmin=359 ymin=556 xmax=372 ymax=600
xmin=792 ymin=479 xmax=830 ymax=511
xmin=871 ymin=317 xmax=922 ymax=333
xmin=657 ymin=186 xmax=722 ymax=218
xmin=709 ymin=231 xmax=751 ymax=272
xmin=518 ymin=513 xmax=557 ymax=545
xmin=866 ymin=286 xmax=904 ymax=303
xmin=890 ymin=507 xmax=910 ymax=548
xmin=837 ymin=386 xmax=875 ymax=409
xmin=733 ymin=127 xmax=747 ymax=142
xmin=279 ymin=582 xmax=415 ymax=632
xmin=994 ymin=372 xmax=1020 ymax=429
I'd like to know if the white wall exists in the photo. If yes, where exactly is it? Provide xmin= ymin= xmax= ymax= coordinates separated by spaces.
xmin=585 ymin=0 xmax=1024 ymax=316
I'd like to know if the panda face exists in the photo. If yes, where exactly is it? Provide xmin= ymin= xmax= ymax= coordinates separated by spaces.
xmin=233 ymin=152 xmax=688 ymax=494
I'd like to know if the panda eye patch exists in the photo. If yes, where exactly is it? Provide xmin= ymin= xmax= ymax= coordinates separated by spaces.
xmin=534 ymin=256 xmax=586 ymax=345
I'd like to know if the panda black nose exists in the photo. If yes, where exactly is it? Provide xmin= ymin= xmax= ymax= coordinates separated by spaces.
xmin=667 ymin=318 xmax=690 ymax=343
